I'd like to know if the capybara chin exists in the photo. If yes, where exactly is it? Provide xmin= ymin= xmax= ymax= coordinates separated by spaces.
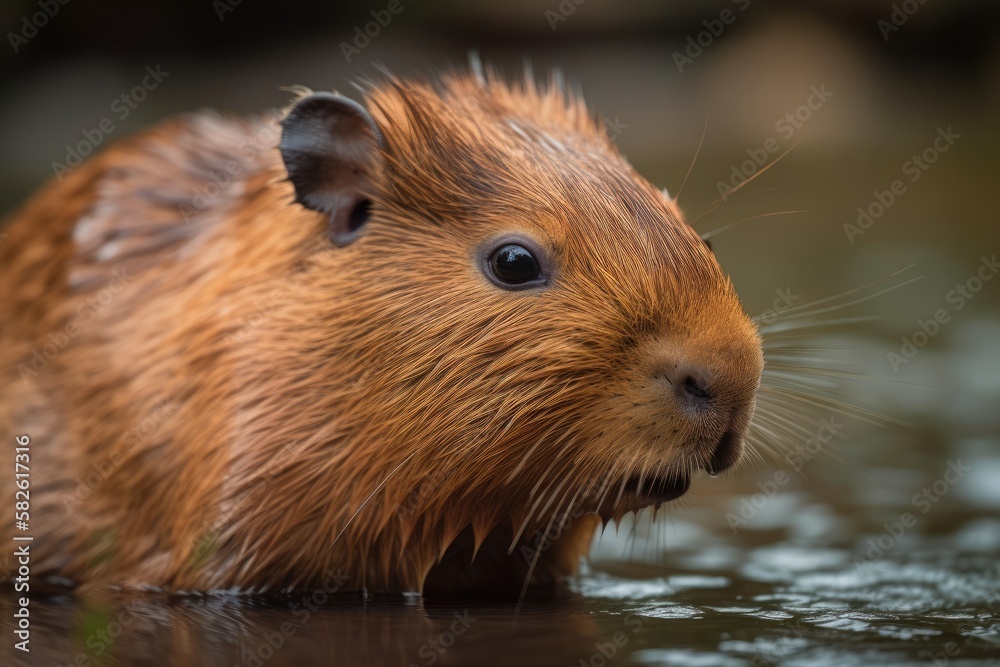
xmin=0 ymin=66 xmax=762 ymax=597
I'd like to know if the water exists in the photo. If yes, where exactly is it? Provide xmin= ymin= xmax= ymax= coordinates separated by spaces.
xmin=3 ymin=544 xmax=998 ymax=666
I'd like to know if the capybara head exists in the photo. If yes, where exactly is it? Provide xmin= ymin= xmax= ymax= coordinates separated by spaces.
xmin=204 ymin=69 xmax=764 ymax=596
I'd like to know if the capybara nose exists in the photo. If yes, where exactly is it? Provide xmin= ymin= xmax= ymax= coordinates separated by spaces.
xmin=651 ymin=355 xmax=756 ymax=474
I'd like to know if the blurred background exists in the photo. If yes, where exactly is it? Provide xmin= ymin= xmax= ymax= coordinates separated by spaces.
xmin=1 ymin=0 xmax=998 ymax=340
xmin=1 ymin=1 xmax=999 ymax=665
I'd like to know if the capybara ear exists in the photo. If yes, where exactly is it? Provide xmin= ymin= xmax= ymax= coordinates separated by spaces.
xmin=279 ymin=92 xmax=383 ymax=245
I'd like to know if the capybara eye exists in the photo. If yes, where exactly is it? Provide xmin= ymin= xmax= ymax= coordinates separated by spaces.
xmin=490 ymin=244 xmax=541 ymax=286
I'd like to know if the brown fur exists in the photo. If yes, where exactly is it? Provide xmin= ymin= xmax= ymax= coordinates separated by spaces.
xmin=0 ymin=70 xmax=762 ymax=595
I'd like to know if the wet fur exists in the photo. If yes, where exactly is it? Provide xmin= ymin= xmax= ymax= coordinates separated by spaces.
xmin=0 ymin=71 xmax=762 ymax=594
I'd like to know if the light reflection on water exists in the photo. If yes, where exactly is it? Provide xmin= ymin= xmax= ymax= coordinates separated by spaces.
xmin=4 ymin=552 xmax=997 ymax=666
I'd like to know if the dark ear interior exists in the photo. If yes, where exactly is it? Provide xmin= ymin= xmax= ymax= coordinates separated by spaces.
xmin=279 ymin=92 xmax=383 ymax=245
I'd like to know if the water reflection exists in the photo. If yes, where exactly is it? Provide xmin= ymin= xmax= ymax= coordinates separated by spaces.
xmin=5 ymin=543 xmax=998 ymax=666
xmin=2 ymin=589 xmax=623 ymax=667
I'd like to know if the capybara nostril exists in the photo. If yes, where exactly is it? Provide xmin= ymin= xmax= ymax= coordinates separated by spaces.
xmin=681 ymin=375 xmax=712 ymax=404
xmin=657 ymin=365 xmax=713 ymax=408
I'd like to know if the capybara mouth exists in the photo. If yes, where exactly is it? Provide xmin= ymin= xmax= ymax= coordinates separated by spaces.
xmin=619 ymin=472 xmax=691 ymax=509
xmin=592 ymin=473 xmax=691 ymax=521
xmin=706 ymin=429 xmax=743 ymax=476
